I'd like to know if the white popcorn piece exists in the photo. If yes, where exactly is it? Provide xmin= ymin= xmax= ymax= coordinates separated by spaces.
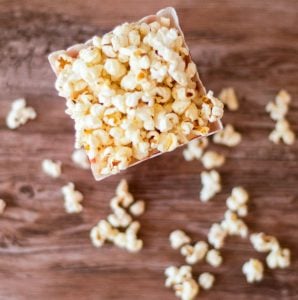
xmin=0 ymin=199 xmax=6 ymax=214
xmin=242 ymin=259 xmax=264 ymax=283
xmin=108 ymin=206 xmax=133 ymax=228
xmin=269 ymin=118 xmax=295 ymax=145
xmin=218 ymin=87 xmax=239 ymax=111
xmin=180 ymin=241 xmax=208 ymax=264
xmin=208 ymin=223 xmax=227 ymax=249
xmin=220 ymin=210 xmax=248 ymax=238
xmin=213 ymin=124 xmax=242 ymax=147
xmin=90 ymin=220 xmax=119 ymax=247
xmin=174 ymin=278 xmax=199 ymax=300
xmin=226 ymin=187 xmax=249 ymax=217
xmin=165 ymin=265 xmax=192 ymax=287
xmin=61 ymin=182 xmax=83 ymax=213
xmin=6 ymin=98 xmax=37 ymax=129
xmin=266 ymin=248 xmax=291 ymax=269
xmin=71 ymin=149 xmax=90 ymax=169
xmin=206 ymin=249 xmax=223 ymax=267
xmin=200 ymin=170 xmax=222 ymax=202
xmin=198 ymin=272 xmax=215 ymax=290
xmin=183 ymin=138 xmax=208 ymax=161
xmin=250 ymin=232 xmax=279 ymax=253
xmin=129 ymin=200 xmax=145 ymax=216
xmin=266 ymin=89 xmax=291 ymax=121
xmin=42 ymin=159 xmax=62 ymax=178
xmin=49 ymin=8 xmax=223 ymax=179
xmin=201 ymin=151 xmax=225 ymax=169
xmin=169 ymin=230 xmax=191 ymax=250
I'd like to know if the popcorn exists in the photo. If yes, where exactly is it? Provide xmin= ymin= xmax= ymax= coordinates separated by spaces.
xmin=198 ymin=272 xmax=215 ymax=290
xmin=174 ymin=278 xmax=199 ymax=300
xmin=226 ymin=187 xmax=249 ymax=217
xmin=180 ymin=241 xmax=209 ymax=264
xmin=213 ymin=124 xmax=242 ymax=147
xmin=90 ymin=220 xmax=118 ymax=247
xmin=183 ymin=138 xmax=208 ymax=161
xmin=206 ymin=249 xmax=223 ymax=267
xmin=220 ymin=210 xmax=248 ymax=238
xmin=61 ymin=182 xmax=83 ymax=213
xmin=0 ymin=199 xmax=6 ymax=214
xmin=207 ymin=223 xmax=227 ymax=249
xmin=71 ymin=149 xmax=90 ymax=169
xmin=218 ymin=87 xmax=239 ymax=111
xmin=49 ymin=8 xmax=223 ymax=179
xmin=250 ymin=232 xmax=279 ymax=253
xmin=42 ymin=159 xmax=62 ymax=178
xmin=242 ymin=259 xmax=264 ymax=283
xmin=269 ymin=119 xmax=295 ymax=145
xmin=129 ymin=200 xmax=145 ymax=216
xmin=266 ymin=248 xmax=290 ymax=269
xmin=169 ymin=230 xmax=191 ymax=249
xmin=6 ymin=98 xmax=36 ymax=129
xmin=266 ymin=89 xmax=291 ymax=121
xmin=107 ymin=207 xmax=132 ymax=228
xmin=201 ymin=151 xmax=225 ymax=169
xmin=200 ymin=170 xmax=222 ymax=202
xmin=165 ymin=266 xmax=199 ymax=300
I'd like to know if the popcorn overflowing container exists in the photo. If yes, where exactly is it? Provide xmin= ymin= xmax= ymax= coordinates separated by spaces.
xmin=48 ymin=7 xmax=223 ymax=181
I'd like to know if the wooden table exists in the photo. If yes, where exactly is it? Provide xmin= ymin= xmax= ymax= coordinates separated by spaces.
xmin=0 ymin=0 xmax=297 ymax=299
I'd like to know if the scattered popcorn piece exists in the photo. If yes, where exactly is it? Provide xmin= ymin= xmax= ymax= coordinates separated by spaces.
xmin=90 ymin=220 xmax=119 ymax=247
xmin=198 ymin=272 xmax=215 ymax=290
xmin=49 ymin=8 xmax=224 ymax=179
xmin=208 ymin=223 xmax=227 ymax=249
xmin=269 ymin=118 xmax=295 ymax=145
xmin=242 ymin=259 xmax=264 ymax=283
xmin=114 ymin=179 xmax=134 ymax=208
xmin=226 ymin=187 xmax=249 ymax=217
xmin=218 ymin=87 xmax=239 ymax=111
xmin=183 ymin=138 xmax=208 ymax=161
xmin=107 ymin=208 xmax=132 ymax=228
xmin=42 ymin=159 xmax=62 ymax=178
xmin=0 ymin=199 xmax=6 ymax=214
xmin=221 ymin=210 xmax=248 ymax=238
xmin=129 ymin=200 xmax=145 ymax=216
xmin=250 ymin=232 xmax=279 ymax=253
xmin=180 ymin=241 xmax=209 ymax=264
xmin=266 ymin=90 xmax=291 ymax=121
xmin=71 ymin=149 xmax=90 ymax=169
xmin=266 ymin=248 xmax=291 ymax=269
xmin=61 ymin=182 xmax=83 ymax=213
xmin=165 ymin=265 xmax=193 ymax=287
xmin=201 ymin=151 xmax=225 ymax=169
xmin=200 ymin=170 xmax=222 ymax=202
xmin=213 ymin=124 xmax=242 ymax=147
xmin=6 ymin=98 xmax=36 ymax=129
xmin=169 ymin=230 xmax=191 ymax=249
xmin=206 ymin=249 xmax=223 ymax=267
xmin=174 ymin=278 xmax=199 ymax=300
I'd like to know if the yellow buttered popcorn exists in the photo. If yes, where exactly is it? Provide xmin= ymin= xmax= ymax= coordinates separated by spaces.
xmin=49 ymin=7 xmax=223 ymax=180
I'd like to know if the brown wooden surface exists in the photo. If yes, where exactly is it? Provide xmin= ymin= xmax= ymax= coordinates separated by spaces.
xmin=0 ymin=0 xmax=298 ymax=299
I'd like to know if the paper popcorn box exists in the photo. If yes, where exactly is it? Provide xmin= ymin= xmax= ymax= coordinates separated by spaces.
xmin=49 ymin=7 xmax=223 ymax=181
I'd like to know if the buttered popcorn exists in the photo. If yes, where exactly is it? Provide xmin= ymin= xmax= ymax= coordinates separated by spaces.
xmin=250 ymin=232 xmax=279 ymax=253
xmin=242 ymin=259 xmax=264 ymax=283
xmin=49 ymin=8 xmax=223 ymax=179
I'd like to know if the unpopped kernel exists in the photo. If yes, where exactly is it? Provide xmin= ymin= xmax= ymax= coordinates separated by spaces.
xmin=6 ymin=98 xmax=36 ymax=129
xmin=213 ymin=124 xmax=242 ymax=147
xmin=242 ymin=258 xmax=264 ymax=283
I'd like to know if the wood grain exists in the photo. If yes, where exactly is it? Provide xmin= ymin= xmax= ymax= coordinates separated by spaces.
xmin=0 ymin=0 xmax=297 ymax=299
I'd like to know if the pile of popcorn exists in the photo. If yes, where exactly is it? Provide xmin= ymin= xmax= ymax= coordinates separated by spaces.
xmin=50 ymin=15 xmax=223 ymax=177
xmin=90 ymin=179 xmax=145 ymax=252
xmin=266 ymin=90 xmax=296 ymax=145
